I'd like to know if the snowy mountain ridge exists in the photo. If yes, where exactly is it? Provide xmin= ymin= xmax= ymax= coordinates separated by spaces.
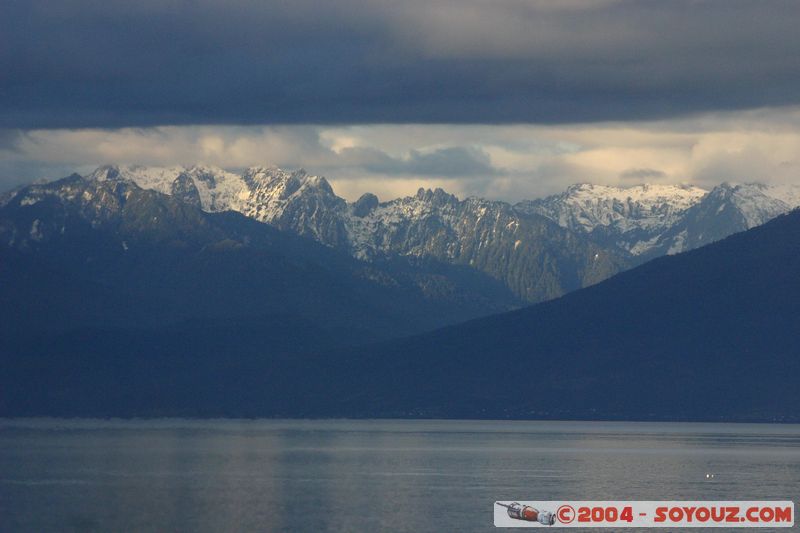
xmin=708 ymin=182 xmax=800 ymax=228
xmin=83 ymin=165 xmax=800 ymax=260
xmin=515 ymin=183 xmax=707 ymax=232
xmin=516 ymin=181 xmax=800 ymax=256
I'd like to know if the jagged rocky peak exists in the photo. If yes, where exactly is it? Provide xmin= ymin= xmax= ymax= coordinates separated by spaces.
xmin=12 ymin=172 xmax=128 ymax=206
xmin=243 ymin=166 xmax=334 ymax=197
xmin=171 ymin=172 xmax=203 ymax=207
xmin=301 ymin=173 xmax=335 ymax=196
xmin=415 ymin=187 xmax=458 ymax=206
xmin=513 ymin=180 xmax=800 ymax=257
xmin=512 ymin=182 xmax=713 ymax=256
xmin=243 ymin=165 xmax=284 ymax=183
xmin=89 ymin=165 xmax=121 ymax=181
xmin=707 ymin=182 xmax=742 ymax=198
xmin=707 ymin=181 xmax=800 ymax=203
xmin=352 ymin=193 xmax=379 ymax=217
xmin=185 ymin=165 xmax=223 ymax=187
xmin=1 ymin=175 xmax=145 ymax=249
xmin=695 ymin=182 xmax=800 ymax=230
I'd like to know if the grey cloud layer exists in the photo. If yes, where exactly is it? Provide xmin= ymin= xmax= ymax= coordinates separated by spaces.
xmin=3 ymin=0 xmax=800 ymax=128
xmin=0 ymin=126 xmax=504 ymax=192
xmin=339 ymin=146 xmax=498 ymax=177
xmin=6 ymin=106 xmax=800 ymax=202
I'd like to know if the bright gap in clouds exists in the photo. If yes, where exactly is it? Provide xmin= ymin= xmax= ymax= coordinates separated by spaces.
xmin=3 ymin=106 xmax=800 ymax=202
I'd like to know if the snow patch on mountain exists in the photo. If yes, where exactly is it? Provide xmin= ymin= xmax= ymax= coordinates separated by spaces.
xmin=515 ymin=183 xmax=708 ymax=255
xmin=88 ymin=164 xmax=248 ymax=213
xmin=516 ymin=183 xmax=707 ymax=231
xmin=716 ymin=182 xmax=800 ymax=228
xmin=514 ymin=181 xmax=800 ymax=256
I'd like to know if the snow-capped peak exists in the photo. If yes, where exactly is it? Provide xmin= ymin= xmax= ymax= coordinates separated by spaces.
xmin=515 ymin=183 xmax=709 ymax=253
xmin=517 ymin=180 xmax=800 ymax=257
xmin=702 ymin=182 xmax=800 ymax=229
xmin=554 ymin=182 xmax=707 ymax=212
xmin=761 ymin=183 xmax=800 ymax=207
xmin=88 ymin=164 xmax=246 ymax=212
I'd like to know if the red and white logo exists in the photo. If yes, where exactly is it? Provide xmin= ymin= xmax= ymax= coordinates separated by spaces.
xmin=494 ymin=501 xmax=794 ymax=528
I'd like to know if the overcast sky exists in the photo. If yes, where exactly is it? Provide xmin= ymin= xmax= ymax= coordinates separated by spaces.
xmin=2 ymin=0 xmax=800 ymax=200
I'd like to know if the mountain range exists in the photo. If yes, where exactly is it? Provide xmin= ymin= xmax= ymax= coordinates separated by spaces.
xmin=85 ymin=165 xmax=626 ymax=304
xmin=85 ymin=165 xmax=800 ymax=298
xmin=1 ymin=164 xmax=798 ymax=419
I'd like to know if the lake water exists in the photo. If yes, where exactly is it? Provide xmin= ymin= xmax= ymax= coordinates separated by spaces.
xmin=0 ymin=419 xmax=798 ymax=532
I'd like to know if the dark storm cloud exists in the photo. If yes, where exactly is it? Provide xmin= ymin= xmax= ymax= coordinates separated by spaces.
xmin=2 ymin=0 xmax=800 ymax=128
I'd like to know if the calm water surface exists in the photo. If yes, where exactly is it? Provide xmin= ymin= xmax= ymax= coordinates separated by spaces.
xmin=0 ymin=419 xmax=798 ymax=532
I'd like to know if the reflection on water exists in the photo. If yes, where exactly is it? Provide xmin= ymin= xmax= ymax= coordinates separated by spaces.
xmin=0 ymin=420 xmax=798 ymax=532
